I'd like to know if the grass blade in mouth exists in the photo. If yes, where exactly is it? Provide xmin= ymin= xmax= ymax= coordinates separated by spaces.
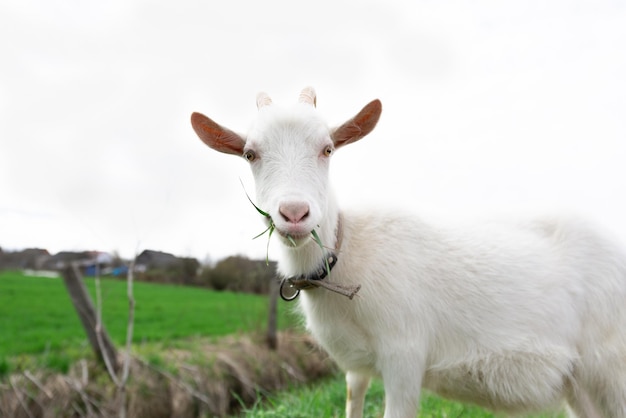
xmin=252 ymin=223 xmax=274 ymax=240
xmin=311 ymin=229 xmax=331 ymax=276
xmin=241 ymin=179 xmax=275 ymax=264
xmin=286 ymin=234 xmax=297 ymax=247
xmin=265 ymin=224 xmax=275 ymax=265
xmin=240 ymin=179 xmax=271 ymax=219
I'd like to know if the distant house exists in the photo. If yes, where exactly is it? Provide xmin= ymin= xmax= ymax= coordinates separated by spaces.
xmin=134 ymin=249 xmax=180 ymax=272
xmin=42 ymin=251 xmax=116 ymax=276
xmin=82 ymin=251 xmax=114 ymax=275
xmin=44 ymin=251 xmax=93 ymax=270
xmin=0 ymin=248 xmax=51 ymax=270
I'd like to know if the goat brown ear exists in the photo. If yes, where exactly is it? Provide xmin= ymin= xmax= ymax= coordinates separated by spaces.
xmin=191 ymin=112 xmax=245 ymax=156
xmin=332 ymin=99 xmax=382 ymax=148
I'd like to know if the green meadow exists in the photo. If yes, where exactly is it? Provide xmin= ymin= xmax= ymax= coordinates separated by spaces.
xmin=0 ymin=270 xmax=298 ymax=362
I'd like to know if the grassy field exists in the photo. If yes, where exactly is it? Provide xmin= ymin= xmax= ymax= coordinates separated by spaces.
xmin=241 ymin=373 xmax=567 ymax=418
xmin=0 ymin=270 xmax=299 ymax=372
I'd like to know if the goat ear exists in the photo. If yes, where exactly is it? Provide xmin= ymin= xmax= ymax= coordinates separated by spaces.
xmin=332 ymin=99 xmax=382 ymax=148
xmin=191 ymin=112 xmax=245 ymax=156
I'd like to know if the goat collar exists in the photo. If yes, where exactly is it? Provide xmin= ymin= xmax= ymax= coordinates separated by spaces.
xmin=279 ymin=213 xmax=361 ymax=302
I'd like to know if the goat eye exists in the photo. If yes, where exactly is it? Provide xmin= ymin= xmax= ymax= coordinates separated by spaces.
xmin=243 ymin=150 xmax=256 ymax=162
xmin=323 ymin=146 xmax=333 ymax=157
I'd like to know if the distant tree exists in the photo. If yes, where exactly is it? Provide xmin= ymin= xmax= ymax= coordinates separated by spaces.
xmin=135 ymin=250 xmax=200 ymax=285
xmin=203 ymin=256 xmax=240 ymax=290
xmin=110 ymin=251 xmax=126 ymax=268
xmin=201 ymin=255 xmax=276 ymax=294
xmin=177 ymin=257 xmax=201 ymax=285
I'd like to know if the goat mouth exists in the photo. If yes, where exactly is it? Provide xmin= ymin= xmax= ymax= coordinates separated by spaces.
xmin=275 ymin=229 xmax=310 ymax=246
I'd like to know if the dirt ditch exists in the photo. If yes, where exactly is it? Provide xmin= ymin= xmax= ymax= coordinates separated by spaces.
xmin=0 ymin=332 xmax=336 ymax=418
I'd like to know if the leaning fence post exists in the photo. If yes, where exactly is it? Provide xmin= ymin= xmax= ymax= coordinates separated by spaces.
xmin=266 ymin=277 xmax=279 ymax=350
xmin=61 ymin=263 xmax=119 ymax=372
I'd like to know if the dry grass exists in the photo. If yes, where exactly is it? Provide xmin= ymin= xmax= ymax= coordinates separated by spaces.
xmin=0 ymin=332 xmax=335 ymax=418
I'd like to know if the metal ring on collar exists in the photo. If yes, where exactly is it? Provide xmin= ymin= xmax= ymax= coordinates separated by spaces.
xmin=279 ymin=280 xmax=300 ymax=302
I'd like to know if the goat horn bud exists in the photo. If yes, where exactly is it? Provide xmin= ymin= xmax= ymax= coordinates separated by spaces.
xmin=256 ymin=92 xmax=272 ymax=109
xmin=298 ymin=87 xmax=317 ymax=107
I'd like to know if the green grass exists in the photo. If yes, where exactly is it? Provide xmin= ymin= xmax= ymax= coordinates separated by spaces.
xmin=241 ymin=373 xmax=567 ymax=418
xmin=0 ymin=270 xmax=299 ymax=366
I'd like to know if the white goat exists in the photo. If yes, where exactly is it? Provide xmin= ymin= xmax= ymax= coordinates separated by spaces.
xmin=191 ymin=87 xmax=626 ymax=418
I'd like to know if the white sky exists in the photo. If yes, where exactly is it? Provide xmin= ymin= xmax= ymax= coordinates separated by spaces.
xmin=1 ymin=0 xmax=625 ymax=263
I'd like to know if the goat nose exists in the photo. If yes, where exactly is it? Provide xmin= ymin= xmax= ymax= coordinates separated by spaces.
xmin=279 ymin=202 xmax=310 ymax=224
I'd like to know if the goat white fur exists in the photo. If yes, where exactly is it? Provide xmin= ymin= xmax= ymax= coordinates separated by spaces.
xmin=191 ymin=88 xmax=626 ymax=418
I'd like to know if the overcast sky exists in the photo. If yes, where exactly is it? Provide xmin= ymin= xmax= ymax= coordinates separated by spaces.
xmin=1 ymin=0 xmax=625 ymax=263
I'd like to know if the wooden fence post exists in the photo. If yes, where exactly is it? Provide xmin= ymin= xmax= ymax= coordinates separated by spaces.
xmin=266 ymin=278 xmax=279 ymax=350
xmin=62 ymin=263 xmax=119 ymax=372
